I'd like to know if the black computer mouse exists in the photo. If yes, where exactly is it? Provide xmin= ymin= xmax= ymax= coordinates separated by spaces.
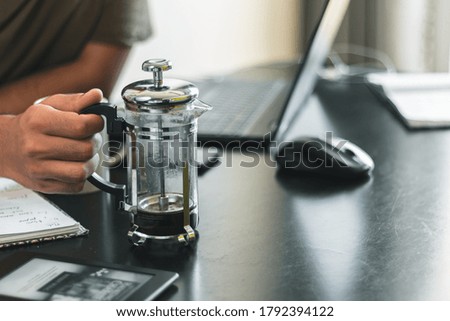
xmin=275 ymin=136 xmax=374 ymax=179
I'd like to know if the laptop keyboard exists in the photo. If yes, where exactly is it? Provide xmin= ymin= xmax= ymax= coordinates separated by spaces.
xmin=197 ymin=79 xmax=286 ymax=137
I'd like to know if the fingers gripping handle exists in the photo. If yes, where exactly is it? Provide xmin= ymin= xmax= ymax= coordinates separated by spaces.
xmin=81 ymin=103 xmax=127 ymax=204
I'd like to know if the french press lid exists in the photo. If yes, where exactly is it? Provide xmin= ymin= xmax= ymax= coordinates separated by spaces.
xmin=121 ymin=59 xmax=199 ymax=111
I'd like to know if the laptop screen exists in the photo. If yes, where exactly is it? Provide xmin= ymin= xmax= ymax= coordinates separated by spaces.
xmin=274 ymin=0 xmax=350 ymax=142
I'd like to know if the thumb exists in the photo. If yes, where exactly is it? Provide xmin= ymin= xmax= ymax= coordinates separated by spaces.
xmin=76 ymin=88 xmax=104 ymax=113
xmin=39 ymin=88 xmax=104 ymax=113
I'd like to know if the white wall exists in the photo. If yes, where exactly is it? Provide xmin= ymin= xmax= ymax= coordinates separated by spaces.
xmin=111 ymin=0 xmax=301 ymax=101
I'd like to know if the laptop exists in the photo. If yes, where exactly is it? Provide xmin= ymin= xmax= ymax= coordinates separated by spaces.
xmin=196 ymin=0 xmax=350 ymax=145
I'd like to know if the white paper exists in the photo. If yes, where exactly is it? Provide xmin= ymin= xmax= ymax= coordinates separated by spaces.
xmin=367 ymin=72 xmax=450 ymax=91
xmin=0 ymin=178 xmax=78 ymax=237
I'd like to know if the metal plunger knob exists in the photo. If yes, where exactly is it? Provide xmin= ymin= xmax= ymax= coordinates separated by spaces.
xmin=142 ymin=59 xmax=172 ymax=89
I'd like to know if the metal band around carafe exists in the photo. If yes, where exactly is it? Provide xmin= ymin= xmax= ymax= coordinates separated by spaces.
xmin=135 ymin=122 xmax=197 ymax=141
xmin=128 ymin=224 xmax=196 ymax=247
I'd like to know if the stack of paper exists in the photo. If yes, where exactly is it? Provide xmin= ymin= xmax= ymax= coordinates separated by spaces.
xmin=366 ymin=72 xmax=450 ymax=128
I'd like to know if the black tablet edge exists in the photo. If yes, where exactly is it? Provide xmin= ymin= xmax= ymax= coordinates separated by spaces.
xmin=0 ymin=251 xmax=179 ymax=301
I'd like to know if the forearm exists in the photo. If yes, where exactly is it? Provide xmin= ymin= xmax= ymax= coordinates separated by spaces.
xmin=0 ymin=67 xmax=79 ymax=114
xmin=0 ymin=42 xmax=130 ymax=115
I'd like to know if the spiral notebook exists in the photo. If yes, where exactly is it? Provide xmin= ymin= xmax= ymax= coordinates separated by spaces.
xmin=0 ymin=178 xmax=88 ymax=248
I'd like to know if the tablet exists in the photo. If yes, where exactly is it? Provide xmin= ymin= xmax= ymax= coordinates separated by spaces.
xmin=0 ymin=252 xmax=178 ymax=301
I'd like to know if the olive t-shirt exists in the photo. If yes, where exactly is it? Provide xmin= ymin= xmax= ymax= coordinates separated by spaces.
xmin=0 ymin=0 xmax=152 ymax=84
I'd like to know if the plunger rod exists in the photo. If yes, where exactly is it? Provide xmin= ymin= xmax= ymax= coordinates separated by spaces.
xmin=183 ymin=161 xmax=190 ymax=226
xmin=158 ymin=118 xmax=168 ymax=210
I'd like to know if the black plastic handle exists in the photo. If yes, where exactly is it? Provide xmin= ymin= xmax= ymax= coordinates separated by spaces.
xmin=81 ymin=103 xmax=128 ymax=204
xmin=81 ymin=103 xmax=126 ymax=135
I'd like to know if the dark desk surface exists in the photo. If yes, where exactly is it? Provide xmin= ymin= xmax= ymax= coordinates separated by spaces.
xmin=2 ymin=79 xmax=450 ymax=300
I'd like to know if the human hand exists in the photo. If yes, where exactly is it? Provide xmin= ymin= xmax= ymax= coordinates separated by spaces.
xmin=0 ymin=89 xmax=105 ymax=193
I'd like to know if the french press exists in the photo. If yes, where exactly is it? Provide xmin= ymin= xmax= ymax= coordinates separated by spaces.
xmin=82 ymin=59 xmax=211 ymax=247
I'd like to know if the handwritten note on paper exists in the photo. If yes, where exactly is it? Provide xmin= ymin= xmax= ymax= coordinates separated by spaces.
xmin=0 ymin=178 xmax=77 ymax=236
